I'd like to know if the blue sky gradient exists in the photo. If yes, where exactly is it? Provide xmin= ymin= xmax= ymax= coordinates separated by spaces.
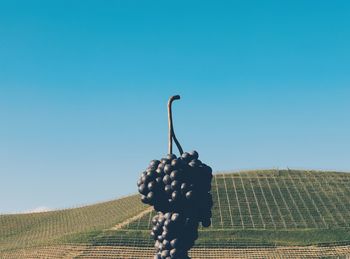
xmin=1 ymin=1 xmax=349 ymax=213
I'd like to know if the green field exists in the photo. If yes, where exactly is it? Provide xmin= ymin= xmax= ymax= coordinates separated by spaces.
xmin=2 ymin=169 xmax=350 ymax=258
xmin=0 ymin=195 xmax=147 ymax=252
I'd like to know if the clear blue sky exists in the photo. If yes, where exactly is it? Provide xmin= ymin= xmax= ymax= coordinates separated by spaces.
xmin=1 ymin=1 xmax=349 ymax=213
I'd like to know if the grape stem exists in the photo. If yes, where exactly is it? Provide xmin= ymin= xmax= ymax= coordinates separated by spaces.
xmin=168 ymin=95 xmax=184 ymax=155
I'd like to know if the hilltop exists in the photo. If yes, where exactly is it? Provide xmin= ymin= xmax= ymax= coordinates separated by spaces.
xmin=1 ymin=169 xmax=350 ymax=258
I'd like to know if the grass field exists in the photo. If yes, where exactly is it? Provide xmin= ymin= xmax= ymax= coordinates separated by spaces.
xmin=1 ymin=169 xmax=350 ymax=258
xmin=0 ymin=195 xmax=146 ymax=253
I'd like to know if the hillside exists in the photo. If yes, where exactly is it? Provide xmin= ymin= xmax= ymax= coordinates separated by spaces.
xmin=2 ymin=169 xmax=350 ymax=258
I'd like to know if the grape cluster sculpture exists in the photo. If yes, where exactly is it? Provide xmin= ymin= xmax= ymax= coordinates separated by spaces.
xmin=137 ymin=95 xmax=213 ymax=259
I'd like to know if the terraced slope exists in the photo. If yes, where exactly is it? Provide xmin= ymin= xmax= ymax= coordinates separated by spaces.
xmin=0 ymin=195 xmax=146 ymax=253
xmin=127 ymin=169 xmax=350 ymax=230
xmin=2 ymin=169 xmax=350 ymax=258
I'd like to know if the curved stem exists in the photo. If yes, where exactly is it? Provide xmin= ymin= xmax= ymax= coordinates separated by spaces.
xmin=171 ymin=127 xmax=184 ymax=155
xmin=167 ymin=95 xmax=184 ymax=155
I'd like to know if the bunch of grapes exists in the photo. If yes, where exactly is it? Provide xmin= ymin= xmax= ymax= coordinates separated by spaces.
xmin=136 ymin=95 xmax=213 ymax=259
xmin=137 ymin=151 xmax=213 ymax=226
xmin=151 ymin=212 xmax=198 ymax=259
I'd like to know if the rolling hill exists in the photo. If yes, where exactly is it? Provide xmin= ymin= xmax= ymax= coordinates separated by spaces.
xmin=1 ymin=169 xmax=350 ymax=258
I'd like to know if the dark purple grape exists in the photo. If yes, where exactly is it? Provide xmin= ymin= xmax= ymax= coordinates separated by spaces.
xmin=151 ymin=231 xmax=157 ymax=240
xmin=171 ymin=191 xmax=179 ymax=201
xmin=185 ymin=191 xmax=193 ymax=200
xmin=147 ymin=192 xmax=155 ymax=201
xmin=170 ymin=170 xmax=179 ymax=181
xmin=155 ymin=177 xmax=163 ymax=185
xmin=164 ymin=185 xmax=172 ymax=194
xmin=164 ymin=219 xmax=171 ymax=228
xmin=141 ymin=175 xmax=148 ymax=183
xmin=170 ymin=238 xmax=178 ymax=248
xmin=163 ymin=239 xmax=171 ymax=250
xmin=161 ymin=158 xmax=170 ymax=164
xmin=180 ymin=183 xmax=188 ymax=193
xmin=204 ymin=164 xmax=212 ymax=173
xmin=167 ymin=154 xmax=177 ymax=160
xmin=171 ymin=158 xmax=182 ymax=168
xmin=171 ymin=180 xmax=180 ymax=191
xmin=148 ymin=181 xmax=156 ymax=191
xmin=155 ymin=168 xmax=163 ymax=175
xmin=188 ymin=160 xmax=197 ymax=168
xmin=171 ymin=213 xmax=180 ymax=222
xmin=138 ymin=184 xmax=147 ymax=195
xmin=189 ymin=150 xmax=199 ymax=160
xmin=161 ymin=250 xmax=170 ymax=258
xmin=157 ymin=235 xmax=164 ymax=242
xmin=162 ymin=230 xmax=170 ymax=239
xmin=154 ymin=240 xmax=161 ymax=249
xmin=181 ymin=152 xmax=191 ymax=162
xmin=164 ymin=164 xmax=172 ymax=174
xmin=201 ymin=218 xmax=211 ymax=227
xmin=150 ymin=159 xmax=160 ymax=167
xmin=158 ymin=162 xmax=165 ymax=170
xmin=152 ymin=225 xmax=160 ymax=234
xmin=147 ymin=168 xmax=156 ymax=176
xmin=163 ymin=175 xmax=171 ymax=185
xmin=141 ymin=195 xmax=148 ymax=204
xmin=158 ymin=215 xmax=165 ymax=224
xmin=170 ymin=248 xmax=178 ymax=257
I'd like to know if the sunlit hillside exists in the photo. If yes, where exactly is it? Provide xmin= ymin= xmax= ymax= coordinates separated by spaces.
xmin=2 ymin=169 xmax=350 ymax=258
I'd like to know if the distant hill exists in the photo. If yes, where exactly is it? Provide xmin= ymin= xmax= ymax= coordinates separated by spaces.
xmin=2 ymin=169 xmax=350 ymax=258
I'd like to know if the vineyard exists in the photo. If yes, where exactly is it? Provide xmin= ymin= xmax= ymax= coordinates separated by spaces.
xmin=2 ymin=169 xmax=350 ymax=258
